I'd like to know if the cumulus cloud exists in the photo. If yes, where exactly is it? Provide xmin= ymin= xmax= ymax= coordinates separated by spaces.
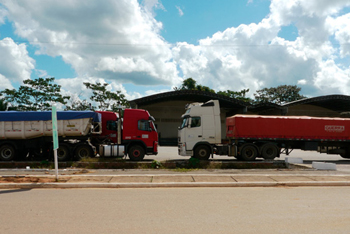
xmin=1 ymin=0 xmax=178 ymax=88
xmin=0 ymin=38 xmax=35 ymax=85
xmin=172 ymin=0 xmax=350 ymax=97
xmin=0 ymin=0 xmax=350 ymax=100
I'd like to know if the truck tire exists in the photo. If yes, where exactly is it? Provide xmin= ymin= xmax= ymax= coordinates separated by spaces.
xmin=261 ymin=143 xmax=279 ymax=160
xmin=240 ymin=143 xmax=258 ymax=161
xmin=128 ymin=145 xmax=145 ymax=161
xmin=194 ymin=145 xmax=210 ymax=160
xmin=75 ymin=144 xmax=94 ymax=160
xmin=56 ymin=144 xmax=71 ymax=161
xmin=0 ymin=144 xmax=16 ymax=161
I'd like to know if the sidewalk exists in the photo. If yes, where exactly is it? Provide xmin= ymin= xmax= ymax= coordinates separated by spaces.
xmin=1 ymin=167 xmax=350 ymax=189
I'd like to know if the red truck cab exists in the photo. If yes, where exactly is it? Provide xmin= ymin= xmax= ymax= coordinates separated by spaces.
xmin=95 ymin=109 xmax=158 ymax=161
xmin=122 ymin=109 xmax=158 ymax=157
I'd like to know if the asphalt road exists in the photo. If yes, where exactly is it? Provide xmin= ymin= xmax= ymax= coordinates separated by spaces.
xmin=148 ymin=146 xmax=350 ymax=162
xmin=148 ymin=146 xmax=350 ymax=167
xmin=1 ymin=187 xmax=350 ymax=234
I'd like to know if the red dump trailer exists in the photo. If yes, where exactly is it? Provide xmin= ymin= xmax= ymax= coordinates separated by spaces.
xmin=225 ymin=115 xmax=350 ymax=160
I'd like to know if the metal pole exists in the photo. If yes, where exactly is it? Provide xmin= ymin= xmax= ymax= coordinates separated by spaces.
xmin=54 ymin=149 xmax=58 ymax=181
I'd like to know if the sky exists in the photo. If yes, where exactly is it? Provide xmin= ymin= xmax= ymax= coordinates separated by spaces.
xmin=0 ymin=0 xmax=350 ymax=106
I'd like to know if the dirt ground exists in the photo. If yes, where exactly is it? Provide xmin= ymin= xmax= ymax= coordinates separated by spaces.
xmin=0 ymin=176 xmax=70 ymax=183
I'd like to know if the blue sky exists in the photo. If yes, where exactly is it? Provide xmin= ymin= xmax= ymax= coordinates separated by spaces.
xmin=155 ymin=0 xmax=271 ymax=44
xmin=0 ymin=0 xmax=350 ymax=106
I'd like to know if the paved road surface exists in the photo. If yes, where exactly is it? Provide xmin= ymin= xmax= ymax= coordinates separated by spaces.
xmin=149 ymin=146 xmax=350 ymax=162
xmin=1 ymin=187 xmax=350 ymax=234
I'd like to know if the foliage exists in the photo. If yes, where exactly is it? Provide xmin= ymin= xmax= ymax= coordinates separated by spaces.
xmin=83 ymin=82 xmax=130 ymax=111
xmin=65 ymin=99 xmax=91 ymax=111
xmin=174 ymin=78 xmax=215 ymax=93
xmin=1 ymin=77 xmax=70 ymax=111
xmin=217 ymin=89 xmax=253 ymax=103
xmin=151 ymin=160 xmax=162 ymax=169
xmin=0 ymin=98 xmax=8 ymax=111
xmin=254 ymin=85 xmax=306 ymax=104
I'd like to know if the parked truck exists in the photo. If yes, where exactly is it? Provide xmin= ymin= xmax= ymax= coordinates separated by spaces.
xmin=0 ymin=109 xmax=158 ymax=161
xmin=178 ymin=100 xmax=350 ymax=161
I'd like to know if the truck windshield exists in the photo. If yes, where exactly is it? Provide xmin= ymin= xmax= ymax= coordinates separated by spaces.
xmin=150 ymin=121 xmax=157 ymax=131
xmin=180 ymin=117 xmax=189 ymax=129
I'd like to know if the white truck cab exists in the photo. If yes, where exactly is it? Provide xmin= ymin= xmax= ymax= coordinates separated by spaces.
xmin=178 ymin=100 xmax=221 ymax=159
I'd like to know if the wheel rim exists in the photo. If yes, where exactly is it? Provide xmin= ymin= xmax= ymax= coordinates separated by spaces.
xmin=57 ymin=146 xmax=70 ymax=160
xmin=78 ymin=148 xmax=89 ymax=157
xmin=1 ymin=148 xmax=13 ymax=160
xmin=133 ymin=150 xmax=140 ymax=157
xmin=198 ymin=149 xmax=207 ymax=157
xmin=241 ymin=145 xmax=257 ymax=160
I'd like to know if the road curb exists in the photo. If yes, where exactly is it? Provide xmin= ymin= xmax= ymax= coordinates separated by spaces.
xmin=1 ymin=181 xmax=350 ymax=189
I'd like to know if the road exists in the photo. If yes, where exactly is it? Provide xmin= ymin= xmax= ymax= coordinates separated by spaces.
xmin=149 ymin=146 xmax=350 ymax=162
xmin=1 ymin=187 xmax=350 ymax=234
xmin=148 ymin=146 xmax=350 ymax=167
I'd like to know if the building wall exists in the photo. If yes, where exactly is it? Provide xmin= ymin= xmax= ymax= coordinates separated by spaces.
xmin=287 ymin=104 xmax=340 ymax=117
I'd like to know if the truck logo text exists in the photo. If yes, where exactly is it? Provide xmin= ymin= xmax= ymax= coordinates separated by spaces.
xmin=325 ymin=125 xmax=345 ymax=132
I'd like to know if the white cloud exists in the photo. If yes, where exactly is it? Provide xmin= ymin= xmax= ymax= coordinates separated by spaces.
xmin=176 ymin=6 xmax=184 ymax=17
xmin=314 ymin=60 xmax=350 ymax=94
xmin=172 ymin=0 xmax=350 ymax=97
xmin=0 ymin=38 xmax=35 ymax=85
xmin=0 ymin=6 xmax=7 ymax=25
xmin=1 ymin=0 xmax=179 ymax=88
xmin=0 ymin=0 xmax=350 ymax=99
xmin=0 ymin=74 xmax=13 ymax=90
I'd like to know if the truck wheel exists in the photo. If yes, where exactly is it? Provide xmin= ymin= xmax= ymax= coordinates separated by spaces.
xmin=75 ymin=144 xmax=94 ymax=160
xmin=261 ymin=143 xmax=279 ymax=160
xmin=56 ymin=144 xmax=71 ymax=161
xmin=240 ymin=144 xmax=258 ymax=161
xmin=128 ymin=145 xmax=145 ymax=161
xmin=0 ymin=144 xmax=16 ymax=161
xmin=194 ymin=145 xmax=210 ymax=160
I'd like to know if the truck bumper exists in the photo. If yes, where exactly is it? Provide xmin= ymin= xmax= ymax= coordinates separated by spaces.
xmin=178 ymin=142 xmax=193 ymax=156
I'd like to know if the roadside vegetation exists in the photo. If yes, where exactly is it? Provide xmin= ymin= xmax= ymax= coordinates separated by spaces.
xmin=0 ymin=77 xmax=306 ymax=111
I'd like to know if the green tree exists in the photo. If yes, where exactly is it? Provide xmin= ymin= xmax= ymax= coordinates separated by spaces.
xmin=174 ymin=78 xmax=215 ymax=93
xmin=1 ymin=77 xmax=69 ymax=111
xmin=65 ymin=99 xmax=91 ymax=111
xmin=217 ymin=89 xmax=252 ymax=103
xmin=0 ymin=98 xmax=8 ymax=111
xmin=254 ymin=85 xmax=306 ymax=104
xmin=83 ymin=82 xmax=129 ymax=111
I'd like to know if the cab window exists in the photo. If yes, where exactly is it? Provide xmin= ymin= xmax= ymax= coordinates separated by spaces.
xmin=138 ymin=120 xmax=150 ymax=131
xmin=106 ymin=120 xmax=117 ymax=131
xmin=190 ymin=117 xmax=201 ymax=128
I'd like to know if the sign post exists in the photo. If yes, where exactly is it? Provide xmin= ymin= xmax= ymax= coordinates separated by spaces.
xmin=52 ymin=106 xmax=59 ymax=181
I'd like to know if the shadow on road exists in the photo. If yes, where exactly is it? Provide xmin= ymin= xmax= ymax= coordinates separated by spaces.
xmin=0 ymin=189 xmax=32 ymax=194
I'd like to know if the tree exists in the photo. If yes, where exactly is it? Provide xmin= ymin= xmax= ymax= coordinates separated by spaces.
xmin=174 ymin=78 xmax=215 ymax=93
xmin=83 ymin=82 xmax=129 ymax=111
xmin=1 ymin=77 xmax=70 ymax=111
xmin=217 ymin=89 xmax=253 ymax=103
xmin=254 ymin=85 xmax=306 ymax=104
xmin=0 ymin=98 xmax=8 ymax=111
xmin=65 ymin=99 xmax=91 ymax=111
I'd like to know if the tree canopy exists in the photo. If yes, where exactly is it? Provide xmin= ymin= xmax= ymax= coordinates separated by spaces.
xmin=1 ymin=77 xmax=69 ymax=111
xmin=83 ymin=82 xmax=129 ymax=111
xmin=174 ymin=78 xmax=306 ymax=104
xmin=174 ymin=78 xmax=215 ymax=93
xmin=0 ymin=78 xmax=129 ymax=111
xmin=254 ymin=85 xmax=306 ymax=104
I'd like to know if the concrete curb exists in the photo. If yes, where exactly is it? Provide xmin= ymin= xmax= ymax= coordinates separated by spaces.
xmin=1 ymin=181 xmax=350 ymax=189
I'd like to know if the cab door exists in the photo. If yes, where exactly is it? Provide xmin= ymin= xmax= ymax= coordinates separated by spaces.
xmin=185 ymin=116 xmax=203 ymax=150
